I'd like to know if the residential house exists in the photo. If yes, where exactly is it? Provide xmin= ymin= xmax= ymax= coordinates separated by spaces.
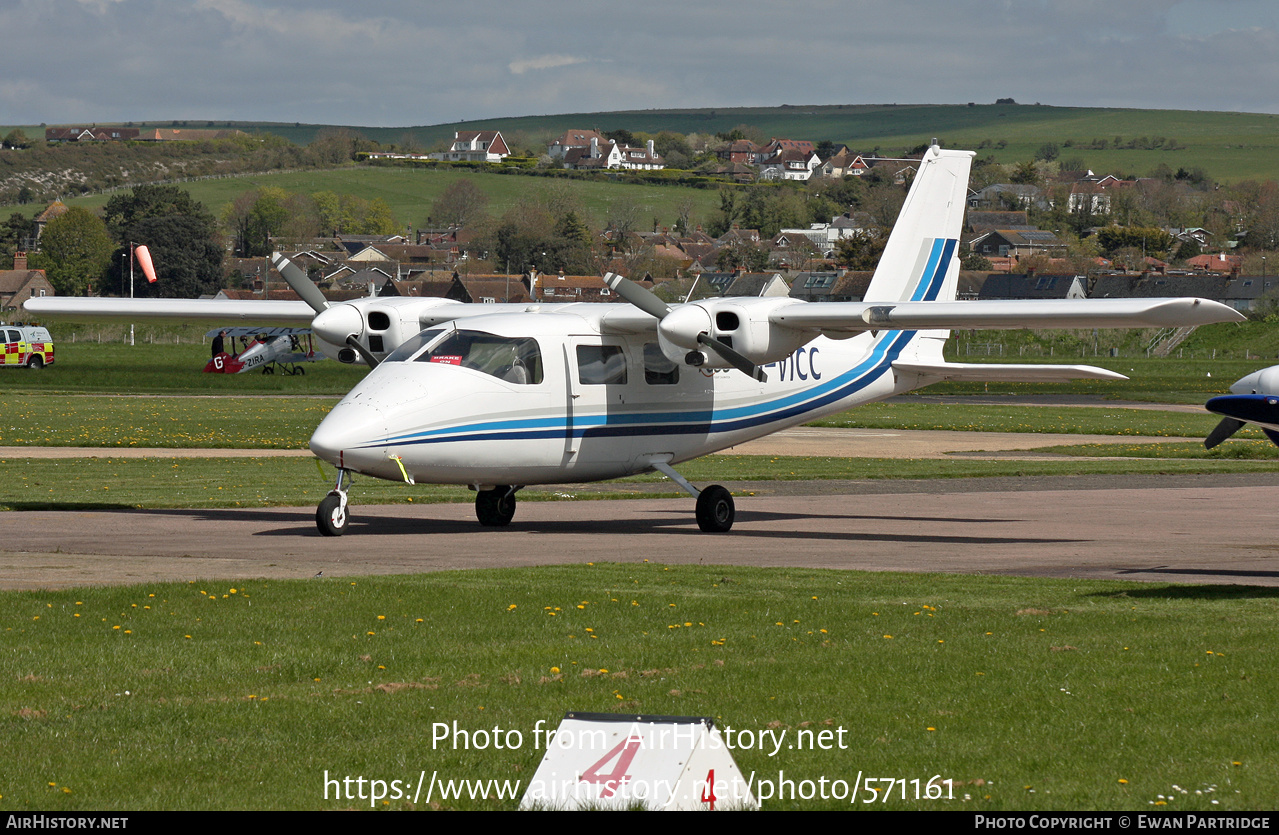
xmin=563 ymin=137 xmax=663 ymax=171
xmin=33 ymin=201 xmax=69 ymax=244
xmin=969 ymin=229 xmax=1066 ymax=260
xmin=1186 ymin=253 xmax=1243 ymax=272
xmin=968 ymin=184 xmax=1047 ymax=211
xmin=816 ymin=148 xmax=871 ymax=178
xmin=758 ymin=149 xmax=820 ymax=181
xmin=717 ymin=139 xmax=762 ymax=164
xmin=977 ymin=273 xmax=1087 ymax=301
xmin=548 ymin=130 xmax=609 ymax=159
xmin=0 ymin=263 xmax=53 ymax=312
xmin=431 ymin=131 xmax=510 ymax=163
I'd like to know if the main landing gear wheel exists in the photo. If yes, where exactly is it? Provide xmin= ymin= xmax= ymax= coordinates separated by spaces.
xmin=476 ymin=486 xmax=516 ymax=527
xmin=696 ymin=484 xmax=735 ymax=533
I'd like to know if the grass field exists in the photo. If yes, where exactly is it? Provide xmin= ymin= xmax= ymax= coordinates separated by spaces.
xmin=2 ymin=565 xmax=1276 ymax=811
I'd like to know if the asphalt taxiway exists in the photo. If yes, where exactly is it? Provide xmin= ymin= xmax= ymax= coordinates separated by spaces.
xmin=2 ymin=423 xmax=1275 ymax=589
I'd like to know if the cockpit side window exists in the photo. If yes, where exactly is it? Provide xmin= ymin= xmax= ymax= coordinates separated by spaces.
xmin=416 ymin=331 xmax=544 ymax=385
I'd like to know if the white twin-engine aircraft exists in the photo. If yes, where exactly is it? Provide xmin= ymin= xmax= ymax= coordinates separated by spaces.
xmin=26 ymin=146 xmax=1244 ymax=535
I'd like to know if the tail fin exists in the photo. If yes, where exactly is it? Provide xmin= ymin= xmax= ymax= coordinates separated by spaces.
xmin=863 ymin=145 xmax=973 ymax=304
xmin=863 ymin=145 xmax=972 ymax=364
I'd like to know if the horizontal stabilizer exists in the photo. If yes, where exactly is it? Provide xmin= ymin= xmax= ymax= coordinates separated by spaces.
xmin=893 ymin=361 xmax=1128 ymax=383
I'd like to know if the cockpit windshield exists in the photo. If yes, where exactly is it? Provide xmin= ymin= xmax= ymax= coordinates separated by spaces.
xmin=383 ymin=328 xmax=447 ymax=363
xmin=389 ymin=328 xmax=543 ymax=385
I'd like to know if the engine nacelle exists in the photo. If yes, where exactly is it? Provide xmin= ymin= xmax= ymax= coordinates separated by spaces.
xmin=313 ymin=297 xmax=466 ymax=364
xmin=658 ymin=297 xmax=813 ymax=369
xmin=1231 ymin=365 xmax=1279 ymax=395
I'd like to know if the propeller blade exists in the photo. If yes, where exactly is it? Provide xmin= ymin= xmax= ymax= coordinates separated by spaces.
xmin=1204 ymin=417 xmax=1245 ymax=449
xmin=345 ymin=335 xmax=380 ymax=369
xmin=696 ymin=333 xmax=767 ymax=382
xmin=272 ymin=252 xmax=329 ymax=315
xmin=603 ymin=272 xmax=671 ymax=320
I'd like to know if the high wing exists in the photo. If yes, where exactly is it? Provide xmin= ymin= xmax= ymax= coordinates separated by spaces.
xmin=767 ymin=297 xmax=1241 ymax=333
xmin=25 ymin=297 xmax=316 ymax=324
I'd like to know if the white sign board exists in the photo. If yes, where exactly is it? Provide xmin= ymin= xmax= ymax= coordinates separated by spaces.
xmin=519 ymin=712 xmax=759 ymax=811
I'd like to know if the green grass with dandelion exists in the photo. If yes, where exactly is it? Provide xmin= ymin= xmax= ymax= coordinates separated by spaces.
xmin=1 ymin=565 xmax=1275 ymax=810
xmin=1034 ymin=440 xmax=1279 ymax=460
xmin=0 ymin=394 xmax=337 ymax=449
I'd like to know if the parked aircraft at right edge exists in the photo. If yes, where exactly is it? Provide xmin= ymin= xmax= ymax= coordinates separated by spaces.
xmin=1205 ymin=366 xmax=1279 ymax=448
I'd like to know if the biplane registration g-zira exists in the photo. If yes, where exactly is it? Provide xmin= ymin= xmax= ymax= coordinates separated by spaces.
xmin=205 ymin=327 xmax=321 ymax=375
xmin=26 ymin=146 xmax=1245 ymax=535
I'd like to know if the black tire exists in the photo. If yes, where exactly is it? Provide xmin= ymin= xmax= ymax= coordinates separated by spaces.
xmin=316 ymin=494 xmax=349 ymax=536
xmin=28 ymin=355 xmax=43 ymax=369
xmin=476 ymin=487 xmax=516 ymax=527
xmin=695 ymin=485 xmax=735 ymax=532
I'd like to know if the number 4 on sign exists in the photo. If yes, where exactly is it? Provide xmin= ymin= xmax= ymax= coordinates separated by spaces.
xmin=579 ymin=736 xmax=643 ymax=798
xmin=701 ymin=769 xmax=717 ymax=810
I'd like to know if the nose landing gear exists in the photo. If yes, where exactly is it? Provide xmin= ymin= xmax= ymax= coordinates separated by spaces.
xmin=317 ymin=469 xmax=351 ymax=536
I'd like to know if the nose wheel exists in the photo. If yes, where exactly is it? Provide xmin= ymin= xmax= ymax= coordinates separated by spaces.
xmin=476 ymin=486 xmax=518 ymax=526
xmin=316 ymin=469 xmax=351 ymax=536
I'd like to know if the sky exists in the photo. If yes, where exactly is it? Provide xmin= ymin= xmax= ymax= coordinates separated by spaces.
xmin=2 ymin=0 xmax=1278 ymax=127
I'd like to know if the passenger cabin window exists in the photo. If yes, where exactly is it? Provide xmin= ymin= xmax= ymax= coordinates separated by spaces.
xmin=577 ymin=345 xmax=627 ymax=385
xmin=643 ymin=343 xmax=678 ymax=385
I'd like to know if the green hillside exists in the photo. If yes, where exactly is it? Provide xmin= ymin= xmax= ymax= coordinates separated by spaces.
xmin=11 ymin=102 xmax=1279 ymax=182
xmin=238 ymin=103 xmax=1279 ymax=181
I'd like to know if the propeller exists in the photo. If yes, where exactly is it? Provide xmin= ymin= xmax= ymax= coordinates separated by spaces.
xmin=272 ymin=252 xmax=379 ymax=368
xmin=271 ymin=252 xmax=329 ymax=314
xmin=1204 ymin=417 xmax=1245 ymax=450
xmin=602 ymin=272 xmax=766 ymax=381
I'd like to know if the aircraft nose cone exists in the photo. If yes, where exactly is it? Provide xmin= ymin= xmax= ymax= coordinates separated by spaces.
xmin=313 ymin=304 xmax=363 ymax=345
xmin=309 ymin=399 xmax=387 ymax=466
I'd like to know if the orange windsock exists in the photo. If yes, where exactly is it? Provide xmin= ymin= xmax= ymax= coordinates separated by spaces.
xmin=135 ymin=245 xmax=157 ymax=283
